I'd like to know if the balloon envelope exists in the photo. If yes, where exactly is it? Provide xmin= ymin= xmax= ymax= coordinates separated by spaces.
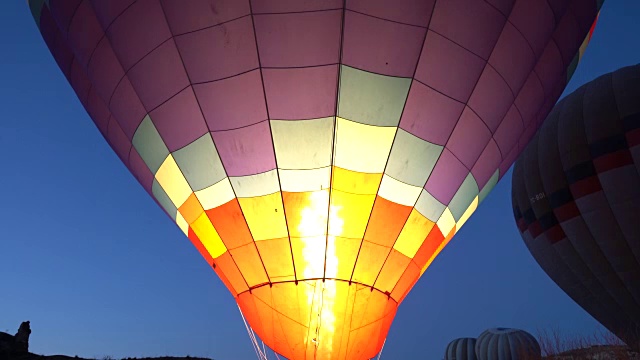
xmin=446 ymin=337 xmax=478 ymax=360
xmin=476 ymin=328 xmax=541 ymax=360
xmin=29 ymin=0 xmax=601 ymax=358
xmin=512 ymin=63 xmax=640 ymax=349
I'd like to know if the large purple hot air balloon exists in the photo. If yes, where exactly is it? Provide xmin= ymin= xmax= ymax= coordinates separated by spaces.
xmin=28 ymin=0 xmax=602 ymax=359
xmin=512 ymin=64 xmax=640 ymax=350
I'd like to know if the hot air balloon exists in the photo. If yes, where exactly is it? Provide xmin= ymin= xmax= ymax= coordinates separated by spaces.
xmin=445 ymin=337 xmax=478 ymax=360
xmin=476 ymin=328 xmax=541 ymax=360
xmin=512 ymin=63 xmax=640 ymax=350
xmin=28 ymin=0 xmax=602 ymax=359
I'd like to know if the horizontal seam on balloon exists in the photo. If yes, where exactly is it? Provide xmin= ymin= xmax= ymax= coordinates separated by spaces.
xmin=345 ymin=8 xmax=428 ymax=29
xmin=239 ymin=277 xmax=401 ymax=300
xmin=252 ymin=7 xmax=343 ymax=17
xmin=171 ymin=13 xmax=252 ymax=37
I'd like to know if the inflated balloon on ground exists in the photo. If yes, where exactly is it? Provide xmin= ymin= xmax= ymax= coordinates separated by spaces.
xmin=29 ymin=0 xmax=602 ymax=358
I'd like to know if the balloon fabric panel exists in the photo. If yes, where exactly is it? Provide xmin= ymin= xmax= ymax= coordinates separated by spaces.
xmin=30 ymin=0 xmax=603 ymax=358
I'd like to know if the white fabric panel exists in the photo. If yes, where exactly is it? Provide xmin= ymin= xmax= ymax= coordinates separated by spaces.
xmin=230 ymin=169 xmax=280 ymax=198
xmin=279 ymin=167 xmax=331 ymax=192
xmin=271 ymin=117 xmax=334 ymax=169
xmin=378 ymin=174 xmax=422 ymax=207
xmin=386 ymin=129 xmax=443 ymax=187
xmin=195 ymin=178 xmax=236 ymax=210
xmin=415 ymin=189 xmax=446 ymax=222
xmin=334 ymin=117 xmax=396 ymax=173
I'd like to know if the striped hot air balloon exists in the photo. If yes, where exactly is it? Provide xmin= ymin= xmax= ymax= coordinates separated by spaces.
xmin=445 ymin=337 xmax=478 ymax=360
xmin=476 ymin=328 xmax=541 ymax=360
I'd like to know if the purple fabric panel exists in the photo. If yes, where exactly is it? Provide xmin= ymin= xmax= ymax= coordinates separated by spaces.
xmin=110 ymin=77 xmax=147 ymax=139
xmin=518 ymin=120 xmax=539 ymax=154
xmin=515 ymin=74 xmax=545 ymax=125
xmin=468 ymin=66 xmax=514 ymax=132
xmin=446 ymin=107 xmax=492 ymax=170
xmin=107 ymin=118 xmax=132 ymax=166
xmin=86 ymin=88 xmax=111 ymax=136
xmin=194 ymin=70 xmax=267 ymax=131
xmin=429 ymin=0 xmax=506 ymax=60
xmin=67 ymin=1 xmax=104 ymax=68
xmin=471 ymin=139 xmax=502 ymax=189
xmin=90 ymin=0 xmax=136 ymax=29
xmin=69 ymin=59 xmax=91 ymax=106
xmin=129 ymin=147 xmax=154 ymax=194
xmin=399 ymin=80 xmax=464 ymax=145
xmin=48 ymin=0 xmax=81 ymax=36
xmin=498 ymin=141 xmax=519 ymax=179
xmin=127 ymin=40 xmax=190 ymax=111
xmin=415 ymin=31 xmax=485 ymax=103
xmin=570 ymin=1 xmax=598 ymax=34
xmin=263 ymin=66 xmax=338 ymax=120
xmin=508 ymin=0 xmax=555 ymax=58
xmin=88 ymin=38 xmax=125 ymax=103
xmin=425 ymin=148 xmax=468 ymax=205
xmin=342 ymin=11 xmax=425 ymax=77
xmin=552 ymin=8 xmax=582 ymax=66
xmin=534 ymin=43 xmax=564 ymax=96
xmin=493 ymin=105 xmax=523 ymax=156
xmin=254 ymin=11 xmax=341 ymax=68
xmin=250 ymin=0 xmax=342 ymax=13
xmin=39 ymin=7 xmax=73 ymax=79
xmin=175 ymin=16 xmax=258 ymax=83
xmin=107 ymin=0 xmax=172 ymax=71
xmin=485 ymin=0 xmax=515 ymax=17
xmin=346 ymin=0 xmax=436 ymax=27
xmin=150 ymin=87 xmax=208 ymax=152
xmin=488 ymin=22 xmax=536 ymax=95
xmin=546 ymin=0 xmax=571 ymax=24
xmin=211 ymin=121 xmax=276 ymax=177
xmin=161 ymin=0 xmax=251 ymax=35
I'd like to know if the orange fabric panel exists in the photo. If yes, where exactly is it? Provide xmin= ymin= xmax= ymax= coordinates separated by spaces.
xmin=290 ymin=236 xmax=327 ymax=280
xmin=421 ymin=227 xmax=456 ymax=274
xmin=214 ymin=251 xmax=249 ymax=295
xmin=229 ymin=243 xmax=270 ymax=287
xmin=331 ymin=166 xmax=382 ymax=195
xmin=206 ymin=199 xmax=254 ymax=249
xmin=374 ymin=249 xmax=412 ymax=295
xmin=351 ymin=241 xmax=391 ymax=286
xmin=328 ymin=236 xmax=361 ymax=280
xmin=390 ymin=261 xmax=420 ymax=303
xmin=413 ymin=225 xmax=445 ymax=270
xmin=282 ymin=190 xmax=329 ymax=238
xmin=255 ymin=238 xmax=296 ymax=282
xmin=236 ymin=280 xmax=397 ymax=360
xmin=364 ymin=196 xmax=412 ymax=247
xmin=329 ymin=189 xmax=376 ymax=239
xmin=178 ymin=193 xmax=204 ymax=224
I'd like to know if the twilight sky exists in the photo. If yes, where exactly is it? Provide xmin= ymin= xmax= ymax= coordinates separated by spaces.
xmin=1 ymin=1 xmax=639 ymax=360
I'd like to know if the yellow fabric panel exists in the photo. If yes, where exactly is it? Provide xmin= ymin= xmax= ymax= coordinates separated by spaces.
xmin=334 ymin=117 xmax=396 ymax=173
xmin=238 ymin=192 xmax=288 ymax=241
xmin=327 ymin=236 xmax=361 ymax=280
xmin=178 ymin=193 xmax=204 ymax=224
xmin=455 ymin=195 xmax=478 ymax=233
xmin=279 ymin=167 xmax=331 ymax=192
xmin=290 ymin=236 xmax=327 ymax=280
xmin=229 ymin=243 xmax=270 ymax=287
xmin=195 ymin=178 xmax=235 ymax=210
xmin=155 ymin=154 xmax=193 ymax=207
xmin=191 ymin=212 xmax=227 ymax=259
xmin=331 ymin=166 xmax=382 ymax=195
xmin=393 ymin=209 xmax=435 ymax=258
xmin=328 ymin=189 xmax=376 ymax=239
xmin=283 ymin=190 xmax=329 ymax=238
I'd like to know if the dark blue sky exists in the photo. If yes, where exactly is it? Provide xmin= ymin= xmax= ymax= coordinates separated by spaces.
xmin=1 ymin=2 xmax=639 ymax=360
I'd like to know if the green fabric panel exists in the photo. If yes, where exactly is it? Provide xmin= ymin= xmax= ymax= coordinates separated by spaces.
xmin=132 ymin=115 xmax=170 ymax=174
xmin=29 ymin=0 xmax=46 ymax=26
xmin=449 ymin=173 xmax=479 ymax=221
xmin=173 ymin=133 xmax=226 ymax=192
xmin=478 ymin=170 xmax=499 ymax=204
xmin=567 ymin=53 xmax=580 ymax=84
xmin=415 ymin=189 xmax=446 ymax=223
xmin=386 ymin=129 xmax=443 ymax=187
xmin=338 ymin=65 xmax=412 ymax=126
xmin=152 ymin=179 xmax=177 ymax=221
xmin=271 ymin=117 xmax=334 ymax=169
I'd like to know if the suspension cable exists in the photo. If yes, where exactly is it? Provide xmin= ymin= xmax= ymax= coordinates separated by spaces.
xmin=238 ymin=305 xmax=268 ymax=360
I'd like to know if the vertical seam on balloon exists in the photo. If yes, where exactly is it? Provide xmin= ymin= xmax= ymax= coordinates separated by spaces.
xmin=247 ymin=1 xmax=298 ymax=284
xmin=322 ymin=0 xmax=346 ymax=282
xmin=347 ymin=0 xmax=436 ymax=288
xmin=156 ymin=2 xmax=259 ymax=291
